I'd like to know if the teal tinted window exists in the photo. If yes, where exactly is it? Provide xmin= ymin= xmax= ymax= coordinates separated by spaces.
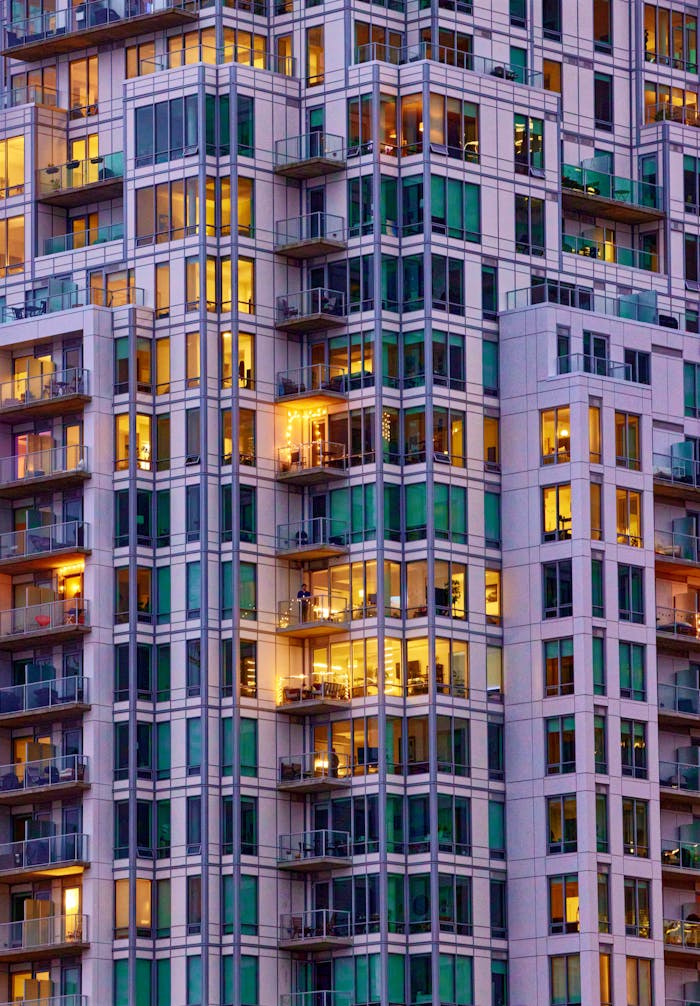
xmin=240 ymin=718 xmax=257 ymax=776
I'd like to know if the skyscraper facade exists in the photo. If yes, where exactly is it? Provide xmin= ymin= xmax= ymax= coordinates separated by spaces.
xmin=0 ymin=0 xmax=696 ymax=1003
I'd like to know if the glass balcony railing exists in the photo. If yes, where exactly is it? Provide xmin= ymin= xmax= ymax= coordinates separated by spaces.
xmin=0 ymin=754 xmax=88 ymax=794
xmin=279 ymin=750 xmax=351 ymax=784
xmin=0 ymin=997 xmax=87 ymax=1006
xmin=275 ymin=213 xmax=346 ymax=250
xmin=0 ymin=445 xmax=88 ymax=486
xmin=276 ymin=289 xmax=346 ymax=326
xmin=274 ymin=132 xmax=345 ymax=172
xmin=276 ymin=519 xmax=348 ymax=554
xmin=281 ymin=994 xmax=352 ymax=1006
xmin=655 ymin=529 xmax=700 ymax=562
xmin=277 ymin=596 xmax=350 ymax=633
xmin=1 ymin=85 xmax=58 ymax=108
xmin=0 ymin=913 xmax=87 ymax=953
xmin=562 ymin=163 xmax=662 ymax=210
xmin=0 ymin=519 xmax=88 ymax=562
xmin=0 ymin=675 xmax=87 ymax=717
xmin=279 ymin=910 xmax=352 ymax=943
xmin=664 ymin=919 xmax=700 ymax=949
xmin=659 ymin=681 xmax=700 ymax=716
xmin=278 ymin=673 xmax=350 ymax=705
xmin=646 ymin=101 xmax=700 ymax=127
xmin=354 ymin=41 xmax=543 ymax=85
xmin=139 ymin=40 xmax=294 ymax=75
xmin=276 ymin=365 xmax=347 ymax=400
xmin=505 ymin=279 xmax=683 ymax=328
xmin=43 ymin=223 xmax=124 ymax=255
xmin=0 ymin=286 xmax=145 ymax=324
xmin=657 ymin=606 xmax=700 ymax=641
xmin=556 ymin=353 xmax=630 ymax=379
xmin=562 ymin=234 xmax=659 ymax=271
xmin=662 ymin=838 xmax=700 ymax=870
xmin=0 ymin=832 xmax=88 ymax=874
xmin=278 ymin=830 xmax=351 ymax=865
xmin=0 ymin=369 xmax=89 ymax=411
xmin=277 ymin=443 xmax=347 ymax=480
xmin=0 ymin=599 xmax=90 ymax=639
xmin=654 ymin=453 xmax=700 ymax=490
xmin=660 ymin=760 xmax=700 ymax=791
xmin=37 ymin=152 xmax=123 ymax=199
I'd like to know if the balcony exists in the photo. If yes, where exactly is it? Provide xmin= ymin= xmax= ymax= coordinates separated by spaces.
xmin=659 ymin=681 xmax=700 ymax=727
xmin=37 ymin=153 xmax=123 ymax=208
xmin=277 ymin=830 xmax=351 ymax=872
xmin=276 ymin=519 xmax=349 ymax=561
xmin=0 ymin=675 xmax=88 ymax=728
xmin=281 ymin=994 xmax=351 ymax=1006
xmin=662 ymin=839 xmax=700 ymax=875
xmin=0 ymin=913 xmax=88 ymax=962
xmin=0 ymin=832 xmax=88 ymax=880
xmin=276 ymin=289 xmax=346 ymax=333
xmin=561 ymin=163 xmax=664 ymax=223
xmin=647 ymin=102 xmax=700 ymax=128
xmin=556 ymin=353 xmax=631 ymax=380
xmin=277 ymin=673 xmax=350 ymax=711
xmin=3 ymin=0 xmax=198 ymax=60
xmin=276 ymin=597 xmax=350 ymax=639
xmin=562 ymin=234 xmax=659 ymax=272
xmin=655 ymin=530 xmax=700 ymax=574
xmin=0 ymin=369 xmax=90 ymax=420
xmin=274 ymin=213 xmax=347 ymax=259
xmin=276 ymin=443 xmax=348 ymax=486
xmin=0 ymin=446 xmax=89 ymax=498
xmin=0 ymin=285 xmax=144 ymax=325
xmin=279 ymin=910 xmax=352 ymax=951
xmin=43 ymin=222 xmax=124 ymax=256
xmin=660 ymin=760 xmax=700 ymax=806
xmin=0 ymin=997 xmax=87 ymax=1006
xmin=0 ymin=521 xmax=89 ymax=573
xmin=0 ymin=600 xmax=90 ymax=648
xmin=276 ymin=365 xmax=347 ymax=405
xmin=0 ymin=84 xmax=58 ymax=108
xmin=654 ymin=453 xmax=700 ymax=501
xmin=143 ymin=41 xmax=295 ymax=75
xmin=278 ymin=751 xmax=351 ymax=793
xmin=505 ymin=279 xmax=682 ymax=328
xmin=354 ymin=41 xmax=543 ymax=86
xmin=664 ymin=919 xmax=700 ymax=961
xmin=0 ymin=754 xmax=88 ymax=805
xmin=657 ymin=606 xmax=700 ymax=651
xmin=274 ymin=132 xmax=345 ymax=179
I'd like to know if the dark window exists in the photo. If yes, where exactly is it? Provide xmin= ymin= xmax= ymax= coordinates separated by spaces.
xmin=543 ymin=560 xmax=573 ymax=618
xmin=594 ymin=72 xmax=613 ymax=130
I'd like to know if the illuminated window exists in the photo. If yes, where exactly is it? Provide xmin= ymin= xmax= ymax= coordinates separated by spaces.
xmin=544 ymin=638 xmax=573 ymax=697
xmin=542 ymin=483 xmax=572 ymax=541
xmin=238 ymin=177 xmax=253 ymax=236
xmin=541 ymin=406 xmax=570 ymax=464
xmin=69 ymin=56 xmax=98 ymax=116
xmin=590 ymin=482 xmax=602 ymax=539
xmin=126 ymin=40 xmax=155 ymax=78
xmin=543 ymin=58 xmax=562 ymax=93
xmin=0 ymin=136 xmax=24 ymax=196
xmin=115 ymin=878 xmax=152 ymax=937
xmin=548 ymin=874 xmax=579 ymax=933
xmin=238 ymin=258 xmax=255 ymax=313
xmin=115 ymin=413 xmax=153 ymax=471
xmin=186 ymin=333 xmax=200 ymax=389
xmin=485 ymin=570 xmax=501 ymax=625
xmin=306 ymin=25 xmax=324 ymax=85
xmin=0 ymin=214 xmax=24 ymax=275
xmin=616 ymin=489 xmax=642 ymax=546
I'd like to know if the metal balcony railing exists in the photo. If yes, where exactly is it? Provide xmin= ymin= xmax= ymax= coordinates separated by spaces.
xmin=0 ymin=832 xmax=88 ymax=874
xmin=278 ymin=830 xmax=351 ymax=864
xmin=662 ymin=838 xmax=700 ymax=870
xmin=657 ymin=606 xmax=700 ymax=641
xmin=664 ymin=918 xmax=700 ymax=949
xmin=0 ymin=286 xmax=145 ymax=323
xmin=276 ymin=519 xmax=348 ymax=553
xmin=277 ymin=443 xmax=347 ymax=478
xmin=0 ymin=520 xmax=88 ymax=562
xmin=276 ymin=289 xmax=346 ymax=325
xmin=274 ymin=132 xmax=344 ymax=170
xmin=4 ymin=0 xmax=196 ymax=48
xmin=0 ymin=369 xmax=89 ymax=410
xmin=37 ymin=153 xmax=123 ymax=198
xmin=277 ymin=596 xmax=349 ymax=632
xmin=562 ymin=163 xmax=662 ymax=209
xmin=562 ymin=233 xmax=659 ymax=271
xmin=274 ymin=212 xmax=345 ymax=248
xmin=44 ymin=223 xmax=124 ymax=255
xmin=353 ymin=41 xmax=543 ymax=85
xmin=279 ymin=750 xmax=351 ymax=784
xmin=279 ymin=909 xmax=351 ymax=942
xmin=0 ymin=445 xmax=88 ymax=484
xmin=0 ymin=675 xmax=87 ymax=717
xmin=0 ymin=599 xmax=90 ymax=640
xmin=659 ymin=681 xmax=700 ymax=716
xmin=0 ymin=754 xmax=88 ymax=794
xmin=0 ymin=913 xmax=87 ymax=952
xmin=276 ymin=365 xmax=347 ymax=399
xmin=660 ymin=760 xmax=700 ymax=792
xmin=556 ymin=353 xmax=630 ymax=379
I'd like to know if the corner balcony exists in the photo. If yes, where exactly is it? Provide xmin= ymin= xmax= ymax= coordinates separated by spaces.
xmin=0 ymin=84 xmax=58 ymax=108
xmin=0 ymin=600 xmax=90 ymax=648
xmin=281 ymin=994 xmax=351 ymax=1006
xmin=274 ymin=132 xmax=345 ymax=179
xmin=276 ymin=519 xmax=349 ymax=561
xmin=274 ymin=213 xmax=347 ymax=260
xmin=664 ymin=919 xmax=700 ymax=962
xmin=556 ymin=353 xmax=631 ymax=380
xmin=654 ymin=453 xmax=700 ymax=501
xmin=659 ymin=681 xmax=700 ymax=728
xmin=276 ymin=443 xmax=348 ymax=486
xmin=354 ymin=40 xmax=543 ymax=86
xmin=276 ymin=365 xmax=347 ymax=405
xmin=37 ymin=153 xmax=123 ymax=208
xmin=0 ymin=832 xmax=88 ymax=881
xmin=561 ymin=163 xmax=664 ymax=223
xmin=278 ymin=751 xmax=351 ymax=793
xmin=2 ymin=0 xmax=197 ymax=60
xmin=662 ymin=839 xmax=700 ymax=877
xmin=0 ymin=446 xmax=89 ymax=499
xmin=657 ymin=606 xmax=700 ymax=651
xmin=277 ymin=673 xmax=350 ymax=712
xmin=0 ymin=754 xmax=88 ymax=805
xmin=43 ymin=222 xmax=123 ymax=256
xmin=277 ymin=830 xmax=351 ymax=872
xmin=655 ymin=529 xmax=700 ymax=573
xmin=276 ymin=289 xmax=346 ymax=334
xmin=0 ymin=521 xmax=90 ymax=574
xmin=506 ymin=278 xmax=681 ymax=327
xmin=0 ymin=675 xmax=88 ymax=728
xmin=562 ymin=233 xmax=660 ymax=272
xmin=0 ymin=998 xmax=86 ymax=1006
xmin=0 ymin=286 xmax=144 ymax=324
xmin=279 ymin=910 xmax=352 ymax=951
xmin=276 ymin=597 xmax=350 ymax=638
xmin=0 ymin=369 xmax=90 ymax=420
xmin=0 ymin=913 xmax=88 ymax=962
xmin=660 ymin=759 xmax=700 ymax=806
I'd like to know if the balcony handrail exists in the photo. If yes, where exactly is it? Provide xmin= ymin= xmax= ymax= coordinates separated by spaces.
xmin=279 ymin=909 xmax=352 ymax=938
xmin=660 ymin=759 xmax=700 ymax=791
xmin=274 ymin=132 xmax=345 ymax=166
xmin=664 ymin=918 xmax=700 ymax=947
xmin=0 ymin=753 xmax=88 ymax=791
xmin=0 ymin=598 xmax=90 ymax=638
xmin=0 ymin=519 xmax=88 ymax=560
xmin=505 ymin=279 xmax=683 ymax=328
xmin=278 ymin=829 xmax=351 ymax=861
xmin=220 ymin=42 xmax=295 ymax=74
xmin=0 ymin=832 xmax=88 ymax=872
xmin=655 ymin=528 xmax=700 ymax=561
xmin=353 ymin=40 xmax=543 ymax=84
xmin=0 ymin=443 xmax=88 ymax=482
xmin=278 ymin=673 xmax=350 ymax=703
xmin=661 ymin=837 xmax=700 ymax=868
xmin=0 ymin=286 xmax=145 ymax=324
xmin=5 ymin=0 xmax=198 ymax=46
xmin=276 ymin=288 xmax=346 ymax=321
xmin=0 ymin=675 xmax=87 ymax=715
xmin=657 ymin=605 xmax=700 ymax=638
xmin=279 ymin=750 xmax=352 ymax=780
xmin=0 ymin=912 xmax=88 ymax=949
xmin=0 ymin=997 xmax=87 ymax=1006
xmin=280 ymin=994 xmax=353 ymax=1006
xmin=276 ymin=517 xmax=349 ymax=552
xmin=653 ymin=452 xmax=700 ymax=488
xmin=277 ymin=442 xmax=348 ymax=477
xmin=44 ymin=222 xmax=124 ymax=256
xmin=274 ymin=212 xmax=346 ymax=246
xmin=647 ymin=101 xmax=700 ymax=127
xmin=0 ymin=368 xmax=89 ymax=410
xmin=659 ymin=680 xmax=700 ymax=714
xmin=37 ymin=152 xmax=124 ymax=196
xmin=562 ymin=233 xmax=659 ymax=271
xmin=556 ymin=352 xmax=631 ymax=380
xmin=1 ymin=85 xmax=58 ymax=108
xmin=139 ymin=39 xmax=292 ymax=73
xmin=562 ymin=162 xmax=662 ymax=208
xmin=277 ymin=595 xmax=350 ymax=628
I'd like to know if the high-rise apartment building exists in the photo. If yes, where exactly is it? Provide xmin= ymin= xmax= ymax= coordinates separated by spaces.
xmin=1 ymin=0 xmax=700 ymax=1003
